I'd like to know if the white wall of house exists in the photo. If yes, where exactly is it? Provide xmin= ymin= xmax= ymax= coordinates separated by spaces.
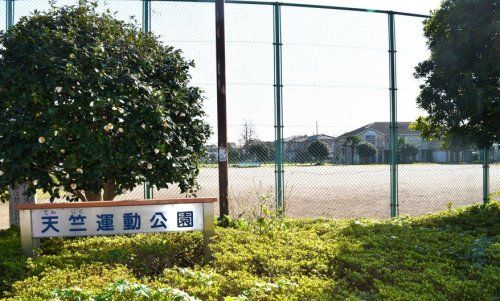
xmin=494 ymin=148 xmax=500 ymax=162
xmin=433 ymin=150 xmax=447 ymax=163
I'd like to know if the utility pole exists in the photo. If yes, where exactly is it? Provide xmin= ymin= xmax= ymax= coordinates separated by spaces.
xmin=216 ymin=0 xmax=229 ymax=217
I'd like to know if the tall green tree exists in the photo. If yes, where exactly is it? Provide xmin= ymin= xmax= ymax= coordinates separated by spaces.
xmin=413 ymin=0 xmax=499 ymax=148
xmin=308 ymin=141 xmax=329 ymax=162
xmin=345 ymin=136 xmax=361 ymax=164
xmin=398 ymin=138 xmax=419 ymax=163
xmin=357 ymin=142 xmax=377 ymax=164
xmin=248 ymin=142 xmax=273 ymax=163
xmin=0 ymin=2 xmax=211 ymax=202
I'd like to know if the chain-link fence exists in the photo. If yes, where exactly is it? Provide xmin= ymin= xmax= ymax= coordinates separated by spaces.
xmin=2 ymin=0 xmax=498 ymax=219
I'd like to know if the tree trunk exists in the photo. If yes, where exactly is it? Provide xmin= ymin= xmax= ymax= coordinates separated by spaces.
xmin=102 ymin=181 xmax=117 ymax=201
xmin=9 ymin=183 xmax=36 ymax=227
xmin=84 ymin=190 xmax=102 ymax=202
xmin=81 ymin=182 xmax=117 ymax=202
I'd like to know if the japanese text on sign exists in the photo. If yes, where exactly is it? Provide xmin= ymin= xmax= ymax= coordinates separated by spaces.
xmin=31 ymin=203 xmax=203 ymax=238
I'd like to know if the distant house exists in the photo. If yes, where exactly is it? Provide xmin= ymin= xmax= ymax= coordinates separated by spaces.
xmin=283 ymin=134 xmax=335 ymax=162
xmin=334 ymin=122 xmax=442 ymax=163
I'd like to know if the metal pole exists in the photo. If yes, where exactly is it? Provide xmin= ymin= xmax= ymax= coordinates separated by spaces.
xmin=142 ymin=0 xmax=153 ymax=199
xmin=216 ymin=0 xmax=229 ymax=217
xmin=483 ymin=148 xmax=490 ymax=204
xmin=388 ymin=12 xmax=399 ymax=217
xmin=148 ymin=0 xmax=431 ymax=18
xmin=142 ymin=0 xmax=151 ymax=32
xmin=273 ymin=3 xmax=284 ymax=214
xmin=6 ymin=0 xmax=14 ymax=28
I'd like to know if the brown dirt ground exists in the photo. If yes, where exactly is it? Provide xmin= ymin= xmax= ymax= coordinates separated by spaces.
xmin=1 ymin=164 xmax=498 ymax=229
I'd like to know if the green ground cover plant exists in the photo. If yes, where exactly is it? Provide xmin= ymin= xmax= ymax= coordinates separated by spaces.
xmin=1 ymin=202 xmax=499 ymax=300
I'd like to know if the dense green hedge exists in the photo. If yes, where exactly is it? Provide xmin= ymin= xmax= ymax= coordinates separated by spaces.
xmin=1 ymin=202 xmax=499 ymax=300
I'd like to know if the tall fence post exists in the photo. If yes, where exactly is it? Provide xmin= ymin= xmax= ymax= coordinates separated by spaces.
xmin=273 ymin=3 xmax=285 ymax=214
xmin=142 ymin=0 xmax=153 ymax=199
xmin=6 ymin=0 xmax=14 ymax=29
xmin=216 ymin=0 xmax=229 ymax=217
xmin=388 ymin=12 xmax=399 ymax=217
xmin=142 ymin=0 xmax=151 ymax=32
xmin=483 ymin=148 xmax=490 ymax=204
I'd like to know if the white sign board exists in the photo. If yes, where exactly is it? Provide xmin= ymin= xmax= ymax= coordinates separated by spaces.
xmin=31 ymin=203 xmax=204 ymax=238
xmin=18 ymin=198 xmax=216 ymax=259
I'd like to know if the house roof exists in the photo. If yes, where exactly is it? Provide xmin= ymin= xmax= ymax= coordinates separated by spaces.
xmin=284 ymin=134 xmax=335 ymax=143
xmin=337 ymin=122 xmax=417 ymax=139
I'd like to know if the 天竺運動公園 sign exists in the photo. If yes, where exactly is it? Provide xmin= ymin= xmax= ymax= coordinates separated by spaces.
xmin=17 ymin=198 xmax=216 ymax=259
xmin=31 ymin=203 xmax=203 ymax=237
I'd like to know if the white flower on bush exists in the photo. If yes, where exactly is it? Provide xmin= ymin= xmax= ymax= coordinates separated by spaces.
xmin=76 ymin=168 xmax=83 ymax=174
xmin=104 ymin=123 xmax=114 ymax=132
xmin=147 ymin=163 xmax=153 ymax=170
xmin=89 ymin=101 xmax=94 ymax=107
xmin=171 ymin=288 xmax=200 ymax=301
xmin=154 ymin=148 xmax=160 ymax=154
xmin=55 ymin=86 xmax=62 ymax=93
xmin=38 ymin=136 xmax=45 ymax=143
xmin=70 ymin=183 xmax=77 ymax=190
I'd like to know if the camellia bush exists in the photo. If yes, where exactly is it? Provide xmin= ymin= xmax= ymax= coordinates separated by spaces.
xmin=0 ymin=2 xmax=211 ymax=201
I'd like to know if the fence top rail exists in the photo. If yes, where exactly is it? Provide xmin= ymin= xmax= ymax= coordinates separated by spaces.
xmin=134 ymin=0 xmax=430 ymax=18
xmin=3 ymin=0 xmax=431 ymax=18
xmin=16 ymin=198 xmax=218 ymax=210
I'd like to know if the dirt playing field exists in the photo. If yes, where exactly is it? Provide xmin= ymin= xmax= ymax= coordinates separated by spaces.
xmin=1 ymin=164 xmax=498 ymax=228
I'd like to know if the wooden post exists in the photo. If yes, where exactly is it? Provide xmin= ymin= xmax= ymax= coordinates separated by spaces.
xmin=9 ymin=183 xmax=35 ymax=227
xmin=216 ymin=0 xmax=229 ymax=217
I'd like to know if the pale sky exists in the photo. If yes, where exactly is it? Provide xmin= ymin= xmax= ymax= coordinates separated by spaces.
xmin=5 ymin=0 xmax=443 ymax=144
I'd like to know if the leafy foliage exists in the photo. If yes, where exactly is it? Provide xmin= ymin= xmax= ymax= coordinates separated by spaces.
xmin=0 ymin=1 xmax=211 ymax=201
xmin=247 ymin=142 xmax=274 ymax=163
xmin=414 ymin=0 xmax=499 ymax=148
xmin=1 ymin=202 xmax=499 ymax=300
xmin=0 ymin=227 xmax=28 ymax=295
xmin=308 ymin=141 xmax=329 ymax=162
xmin=398 ymin=138 xmax=419 ymax=163
xmin=356 ymin=141 xmax=377 ymax=163
xmin=4 ymin=264 xmax=200 ymax=301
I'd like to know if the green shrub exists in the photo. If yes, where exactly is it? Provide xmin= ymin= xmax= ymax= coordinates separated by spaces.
xmin=3 ymin=264 xmax=198 ymax=301
xmin=409 ymin=201 xmax=500 ymax=235
xmin=31 ymin=232 xmax=204 ymax=277
xmin=0 ymin=227 xmax=27 ymax=297
xmin=156 ymin=268 xmax=337 ymax=300
xmin=0 ymin=1 xmax=211 ymax=202
xmin=1 ymin=202 xmax=498 ymax=300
